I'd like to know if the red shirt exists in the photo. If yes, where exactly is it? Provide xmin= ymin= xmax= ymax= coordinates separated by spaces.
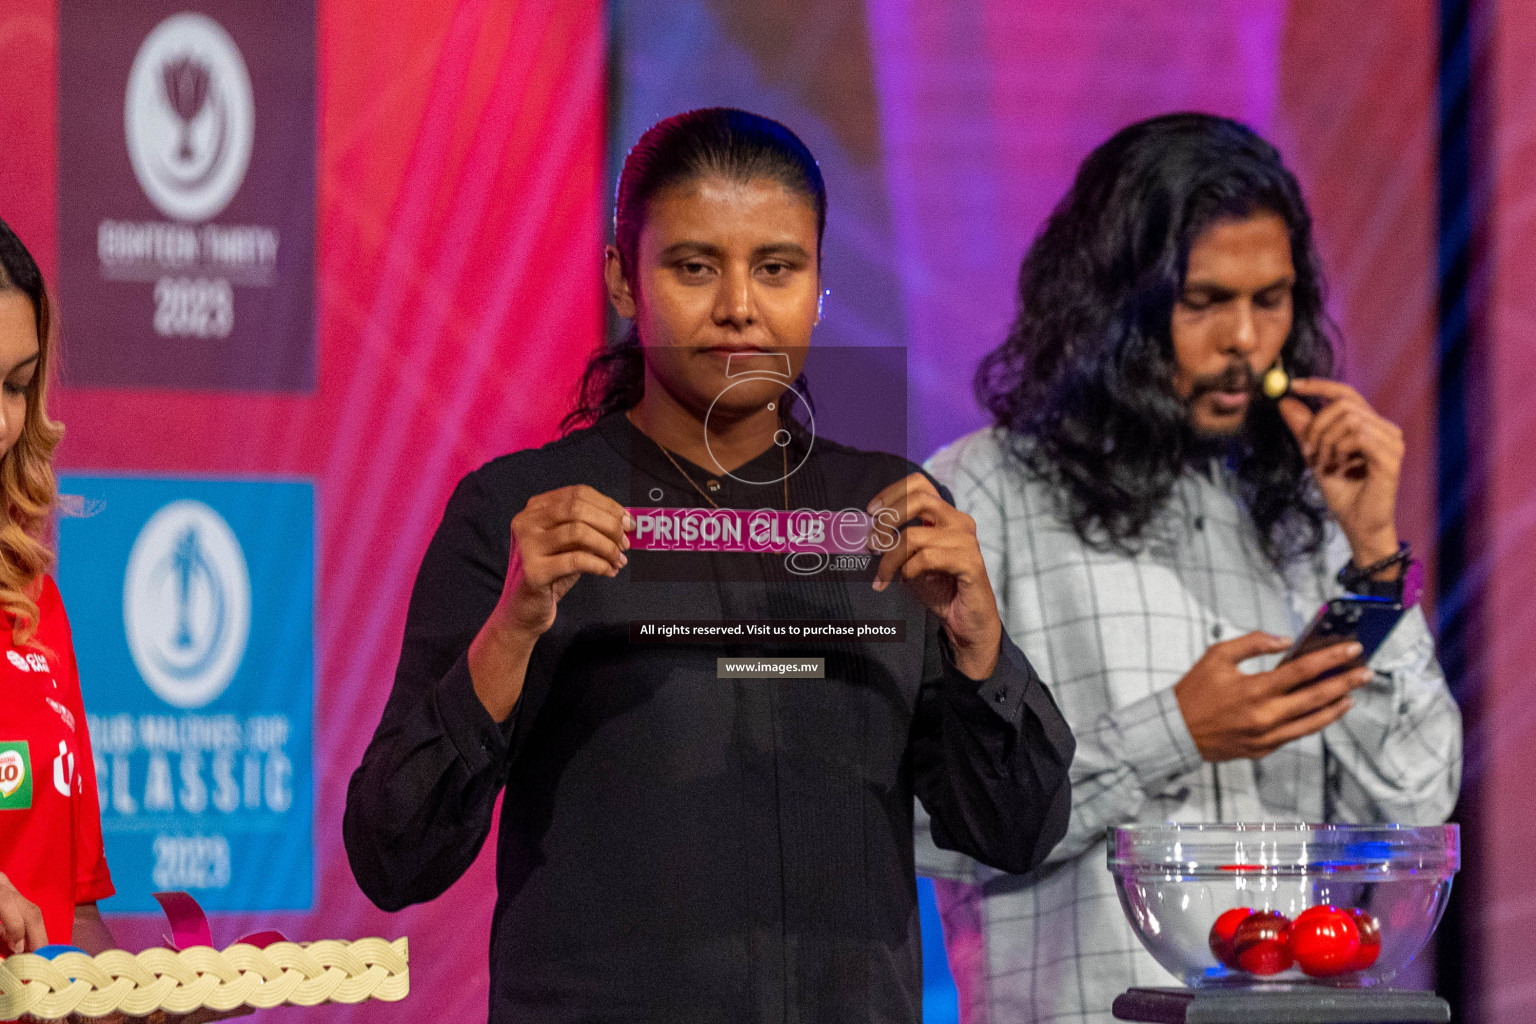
xmin=0 ymin=575 xmax=113 ymax=945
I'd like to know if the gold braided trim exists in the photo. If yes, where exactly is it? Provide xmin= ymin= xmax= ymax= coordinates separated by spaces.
xmin=0 ymin=937 xmax=408 ymax=1020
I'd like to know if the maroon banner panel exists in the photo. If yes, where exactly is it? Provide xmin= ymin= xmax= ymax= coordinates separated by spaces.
xmin=58 ymin=1 xmax=315 ymax=392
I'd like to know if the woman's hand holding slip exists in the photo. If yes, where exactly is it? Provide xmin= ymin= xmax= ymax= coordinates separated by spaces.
xmin=866 ymin=473 xmax=1005 ymax=681
xmin=469 ymin=485 xmax=631 ymax=722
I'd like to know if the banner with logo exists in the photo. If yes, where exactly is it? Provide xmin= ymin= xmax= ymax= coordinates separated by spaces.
xmin=57 ymin=476 xmax=314 ymax=913
xmin=58 ymin=2 xmax=315 ymax=391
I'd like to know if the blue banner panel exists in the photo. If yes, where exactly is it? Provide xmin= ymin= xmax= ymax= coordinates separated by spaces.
xmin=57 ymin=476 xmax=313 ymax=913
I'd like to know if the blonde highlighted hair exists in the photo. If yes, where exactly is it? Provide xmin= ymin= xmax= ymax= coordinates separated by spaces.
xmin=0 ymin=218 xmax=63 ymax=648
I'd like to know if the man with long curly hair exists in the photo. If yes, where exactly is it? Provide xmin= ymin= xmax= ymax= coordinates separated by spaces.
xmin=916 ymin=113 xmax=1461 ymax=1023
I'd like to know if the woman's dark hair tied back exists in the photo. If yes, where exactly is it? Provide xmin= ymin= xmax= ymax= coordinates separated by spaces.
xmin=564 ymin=108 xmax=826 ymax=433
xmin=975 ymin=112 xmax=1337 ymax=566
xmin=613 ymin=108 xmax=826 ymax=283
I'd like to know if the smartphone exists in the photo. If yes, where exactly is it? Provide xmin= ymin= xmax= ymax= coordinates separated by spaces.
xmin=1279 ymin=596 xmax=1405 ymax=675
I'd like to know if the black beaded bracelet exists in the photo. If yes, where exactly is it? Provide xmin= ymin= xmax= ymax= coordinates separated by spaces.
xmin=1337 ymin=541 xmax=1412 ymax=596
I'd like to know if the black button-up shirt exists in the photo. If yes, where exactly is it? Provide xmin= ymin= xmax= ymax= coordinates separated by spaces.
xmin=344 ymin=412 xmax=1074 ymax=1023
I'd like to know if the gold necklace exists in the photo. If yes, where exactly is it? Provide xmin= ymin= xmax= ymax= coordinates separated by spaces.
xmin=651 ymin=431 xmax=790 ymax=511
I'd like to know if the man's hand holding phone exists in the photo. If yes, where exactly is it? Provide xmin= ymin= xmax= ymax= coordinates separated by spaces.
xmin=1173 ymin=631 xmax=1372 ymax=762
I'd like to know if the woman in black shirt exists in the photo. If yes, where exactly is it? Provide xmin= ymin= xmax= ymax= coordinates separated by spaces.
xmin=344 ymin=108 xmax=1074 ymax=1024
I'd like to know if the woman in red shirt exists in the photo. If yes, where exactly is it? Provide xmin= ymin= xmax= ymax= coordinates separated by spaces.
xmin=0 ymin=217 xmax=114 ymax=955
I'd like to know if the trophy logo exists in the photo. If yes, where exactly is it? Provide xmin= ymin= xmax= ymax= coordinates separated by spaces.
xmin=123 ymin=499 xmax=252 ymax=710
xmin=124 ymin=12 xmax=255 ymax=223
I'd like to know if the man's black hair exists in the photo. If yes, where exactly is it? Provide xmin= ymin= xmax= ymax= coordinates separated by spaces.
xmin=975 ymin=112 xmax=1336 ymax=565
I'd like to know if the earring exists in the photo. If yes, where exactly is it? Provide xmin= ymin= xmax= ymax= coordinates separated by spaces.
xmin=817 ymin=288 xmax=828 ymax=322
xmin=1261 ymin=361 xmax=1290 ymax=399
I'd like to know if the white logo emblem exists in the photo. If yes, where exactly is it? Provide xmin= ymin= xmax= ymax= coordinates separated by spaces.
xmin=6 ymin=651 xmax=28 ymax=672
xmin=123 ymin=500 xmax=251 ymax=709
xmin=46 ymin=698 xmax=75 ymax=733
xmin=0 ymin=751 xmax=25 ymax=798
xmin=125 ymin=12 xmax=254 ymax=223
xmin=53 ymin=741 xmax=74 ymax=798
xmin=25 ymin=654 xmax=46 ymax=673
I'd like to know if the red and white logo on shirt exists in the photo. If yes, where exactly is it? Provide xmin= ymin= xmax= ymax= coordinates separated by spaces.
xmin=5 ymin=651 xmax=48 ymax=673
xmin=46 ymin=697 xmax=75 ymax=733
xmin=52 ymin=741 xmax=76 ymax=798
xmin=0 ymin=749 xmax=27 ymax=799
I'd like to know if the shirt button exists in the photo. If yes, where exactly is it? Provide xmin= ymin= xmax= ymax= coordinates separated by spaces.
xmin=993 ymin=691 xmax=1008 ymax=704
xmin=1194 ymin=515 xmax=1205 ymax=531
xmin=1211 ymin=624 xmax=1223 ymax=639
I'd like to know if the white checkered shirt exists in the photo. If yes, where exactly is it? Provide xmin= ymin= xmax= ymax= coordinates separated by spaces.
xmin=915 ymin=427 xmax=1462 ymax=1024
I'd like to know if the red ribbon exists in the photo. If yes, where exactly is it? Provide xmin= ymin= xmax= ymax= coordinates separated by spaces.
xmin=153 ymin=891 xmax=286 ymax=950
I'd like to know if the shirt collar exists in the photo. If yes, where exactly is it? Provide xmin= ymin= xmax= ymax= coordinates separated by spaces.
xmin=595 ymin=409 xmax=813 ymax=510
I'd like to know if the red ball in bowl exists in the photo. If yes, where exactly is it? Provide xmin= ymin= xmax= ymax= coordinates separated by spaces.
xmin=1347 ymin=908 xmax=1382 ymax=970
xmin=1232 ymin=911 xmax=1294 ymax=975
xmin=1290 ymin=905 xmax=1362 ymax=977
xmin=1209 ymin=908 xmax=1253 ymax=968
